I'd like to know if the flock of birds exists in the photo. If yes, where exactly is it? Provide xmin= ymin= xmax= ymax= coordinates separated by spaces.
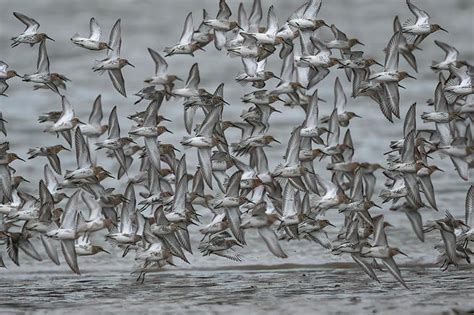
xmin=0 ymin=0 xmax=473 ymax=287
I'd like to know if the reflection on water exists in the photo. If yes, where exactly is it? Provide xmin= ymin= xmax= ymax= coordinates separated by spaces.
xmin=0 ymin=0 xmax=473 ymax=313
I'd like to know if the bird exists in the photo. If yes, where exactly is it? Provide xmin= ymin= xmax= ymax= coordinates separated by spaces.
xmin=71 ymin=17 xmax=110 ymax=51
xmin=22 ymin=41 xmax=70 ymax=94
xmin=92 ymin=19 xmax=134 ymax=97
xmin=11 ymin=12 xmax=53 ymax=47
xmin=0 ymin=61 xmax=20 ymax=96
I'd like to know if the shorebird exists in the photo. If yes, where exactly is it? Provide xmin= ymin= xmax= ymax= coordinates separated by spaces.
xmin=71 ymin=17 xmax=110 ymax=51
xmin=11 ymin=12 xmax=53 ymax=47
xmin=402 ymin=0 xmax=447 ymax=47
xmin=93 ymin=19 xmax=134 ymax=97
xmin=22 ymin=41 xmax=70 ymax=94
xmin=164 ymin=13 xmax=202 ymax=56
xmin=0 ymin=61 xmax=20 ymax=96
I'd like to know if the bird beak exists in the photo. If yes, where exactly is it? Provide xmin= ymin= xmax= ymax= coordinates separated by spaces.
xmin=17 ymin=156 xmax=26 ymax=162
xmin=440 ymin=27 xmax=448 ymax=33
xmin=373 ymin=204 xmax=382 ymax=209
xmin=127 ymin=61 xmax=135 ymax=68
xmin=327 ymin=222 xmax=336 ymax=227
xmin=176 ymin=77 xmax=183 ymax=81
xmin=398 ymin=250 xmax=409 ymax=257
xmin=375 ymin=60 xmax=384 ymax=67
xmin=407 ymin=73 xmax=417 ymax=80
xmin=46 ymin=35 xmax=55 ymax=41
xmin=273 ymin=138 xmax=281 ymax=144
xmin=100 ymin=247 xmax=111 ymax=254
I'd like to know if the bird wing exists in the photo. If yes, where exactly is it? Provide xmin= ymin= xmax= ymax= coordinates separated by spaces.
xmin=406 ymin=0 xmax=430 ymax=25
xmin=120 ymin=183 xmax=136 ymax=234
xmin=384 ymin=32 xmax=401 ymax=72
xmin=465 ymin=186 xmax=474 ymax=227
xmin=351 ymin=254 xmax=380 ymax=282
xmin=242 ymin=57 xmax=258 ymax=77
xmin=248 ymin=0 xmax=263 ymax=32
xmin=107 ymin=106 xmax=120 ymax=139
xmin=61 ymin=191 xmax=80 ymax=230
xmin=61 ymin=239 xmax=80 ymax=274
xmin=217 ymin=0 xmax=232 ymax=20
xmin=382 ymin=257 xmax=408 ymax=288
xmin=258 ymin=226 xmax=287 ymax=258
xmin=198 ymin=106 xmax=221 ymax=138
xmin=108 ymin=69 xmax=126 ymax=97
xmin=179 ymin=12 xmax=194 ymax=45
xmin=265 ymin=5 xmax=278 ymax=36
xmin=108 ymin=19 xmax=122 ymax=58
xmin=75 ymin=128 xmax=92 ymax=168
xmin=284 ymin=127 xmax=301 ymax=166
xmin=88 ymin=95 xmax=103 ymax=127
xmin=47 ymin=154 xmax=62 ymax=175
xmin=198 ymin=148 xmax=213 ymax=188
xmin=304 ymin=89 xmax=319 ymax=129
xmin=13 ymin=12 xmax=40 ymax=34
xmin=89 ymin=17 xmax=101 ymax=41
xmin=334 ymin=77 xmax=347 ymax=114
xmin=303 ymin=0 xmax=322 ymax=20
xmin=185 ymin=63 xmax=200 ymax=90
xmin=373 ymin=215 xmax=388 ymax=247
xmin=37 ymin=41 xmax=50 ymax=73
xmin=148 ymin=48 xmax=168 ymax=76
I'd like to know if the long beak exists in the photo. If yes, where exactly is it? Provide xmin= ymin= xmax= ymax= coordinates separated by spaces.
xmin=283 ymin=38 xmax=293 ymax=46
xmin=175 ymin=77 xmax=183 ymax=81
xmin=273 ymin=138 xmax=281 ymax=144
xmin=440 ymin=27 xmax=448 ymax=33
xmin=327 ymin=222 xmax=336 ymax=227
xmin=127 ymin=61 xmax=135 ymax=68
xmin=100 ymin=248 xmax=111 ymax=254
xmin=373 ymin=204 xmax=382 ymax=209
xmin=17 ymin=156 xmax=26 ymax=162
xmin=46 ymin=35 xmax=55 ymax=41
xmin=375 ymin=61 xmax=384 ymax=67
xmin=272 ymin=74 xmax=281 ymax=80
xmin=407 ymin=73 xmax=417 ymax=80
xmin=398 ymin=250 xmax=409 ymax=257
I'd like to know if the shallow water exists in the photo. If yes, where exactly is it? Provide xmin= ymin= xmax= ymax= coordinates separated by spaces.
xmin=0 ymin=0 xmax=473 ymax=314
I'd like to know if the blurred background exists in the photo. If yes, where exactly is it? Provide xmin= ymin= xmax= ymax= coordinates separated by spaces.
xmin=0 ymin=0 xmax=473 ymax=313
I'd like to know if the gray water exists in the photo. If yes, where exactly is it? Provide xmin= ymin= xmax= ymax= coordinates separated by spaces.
xmin=0 ymin=0 xmax=473 ymax=314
